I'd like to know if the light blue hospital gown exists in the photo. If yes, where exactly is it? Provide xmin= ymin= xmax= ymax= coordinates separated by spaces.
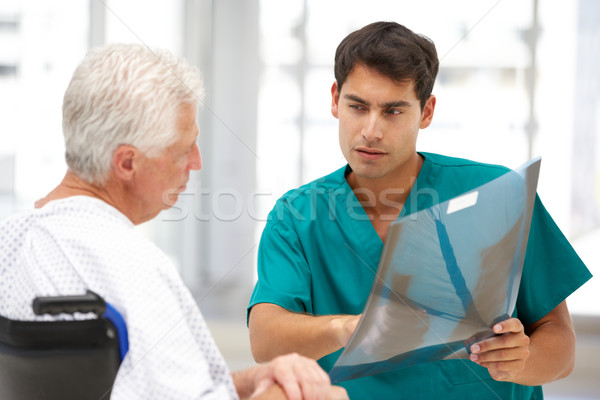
xmin=0 ymin=196 xmax=238 ymax=399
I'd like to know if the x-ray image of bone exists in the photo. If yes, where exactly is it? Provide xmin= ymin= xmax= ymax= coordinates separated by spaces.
xmin=330 ymin=158 xmax=541 ymax=383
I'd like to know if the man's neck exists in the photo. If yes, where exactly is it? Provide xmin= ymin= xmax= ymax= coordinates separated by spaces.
xmin=347 ymin=154 xmax=423 ymax=216
xmin=346 ymin=154 xmax=423 ymax=242
xmin=35 ymin=171 xmax=124 ymax=216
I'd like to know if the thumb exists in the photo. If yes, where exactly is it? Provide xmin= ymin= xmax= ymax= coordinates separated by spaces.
xmin=250 ymin=378 xmax=274 ymax=399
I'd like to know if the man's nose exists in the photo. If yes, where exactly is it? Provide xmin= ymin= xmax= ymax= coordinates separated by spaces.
xmin=361 ymin=113 xmax=383 ymax=142
xmin=189 ymin=143 xmax=202 ymax=170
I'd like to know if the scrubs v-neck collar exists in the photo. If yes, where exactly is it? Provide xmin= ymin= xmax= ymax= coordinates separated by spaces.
xmin=336 ymin=152 xmax=440 ymax=267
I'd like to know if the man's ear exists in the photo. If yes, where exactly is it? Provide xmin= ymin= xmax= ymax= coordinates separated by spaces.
xmin=111 ymin=145 xmax=138 ymax=181
xmin=331 ymin=81 xmax=340 ymax=119
xmin=419 ymin=94 xmax=436 ymax=129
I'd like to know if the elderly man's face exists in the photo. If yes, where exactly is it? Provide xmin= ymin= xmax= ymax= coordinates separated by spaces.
xmin=134 ymin=103 xmax=201 ymax=223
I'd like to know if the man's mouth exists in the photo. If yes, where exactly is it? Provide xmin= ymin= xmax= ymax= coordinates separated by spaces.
xmin=179 ymin=176 xmax=190 ymax=191
xmin=355 ymin=147 xmax=386 ymax=160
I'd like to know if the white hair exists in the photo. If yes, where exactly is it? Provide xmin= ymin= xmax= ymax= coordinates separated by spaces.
xmin=62 ymin=43 xmax=204 ymax=184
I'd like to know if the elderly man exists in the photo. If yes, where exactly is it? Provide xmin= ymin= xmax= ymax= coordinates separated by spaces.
xmin=0 ymin=43 xmax=347 ymax=400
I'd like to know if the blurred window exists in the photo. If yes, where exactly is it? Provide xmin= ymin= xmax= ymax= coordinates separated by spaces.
xmin=257 ymin=0 xmax=600 ymax=315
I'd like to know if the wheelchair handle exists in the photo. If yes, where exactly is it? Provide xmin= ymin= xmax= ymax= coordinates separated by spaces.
xmin=33 ymin=290 xmax=106 ymax=316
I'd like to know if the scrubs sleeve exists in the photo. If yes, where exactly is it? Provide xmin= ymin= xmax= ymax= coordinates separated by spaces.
xmin=248 ymin=203 xmax=313 ymax=321
xmin=516 ymin=195 xmax=592 ymax=325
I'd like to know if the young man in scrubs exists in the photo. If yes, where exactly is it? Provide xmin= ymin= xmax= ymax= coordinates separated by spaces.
xmin=247 ymin=21 xmax=592 ymax=399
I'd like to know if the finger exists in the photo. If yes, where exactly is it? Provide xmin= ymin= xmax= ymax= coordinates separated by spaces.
xmin=492 ymin=318 xmax=524 ymax=334
xmin=272 ymin=356 xmax=319 ymax=400
xmin=298 ymin=381 xmax=319 ymax=400
xmin=271 ymin=354 xmax=331 ymax=400
xmin=249 ymin=383 xmax=287 ymax=400
xmin=469 ymin=346 xmax=530 ymax=363
xmin=251 ymin=378 xmax=274 ymax=398
xmin=297 ymin=358 xmax=329 ymax=384
xmin=278 ymin=377 xmax=302 ymax=400
xmin=327 ymin=385 xmax=350 ymax=400
xmin=470 ymin=331 xmax=529 ymax=354
xmin=477 ymin=359 xmax=527 ymax=381
xmin=294 ymin=362 xmax=331 ymax=400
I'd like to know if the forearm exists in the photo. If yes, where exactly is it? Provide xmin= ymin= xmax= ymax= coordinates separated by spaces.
xmin=513 ymin=318 xmax=576 ymax=386
xmin=232 ymin=368 xmax=259 ymax=399
xmin=249 ymin=303 xmax=358 ymax=362
xmin=252 ymin=385 xmax=287 ymax=400
xmin=232 ymin=352 xmax=348 ymax=400
xmin=232 ymin=368 xmax=288 ymax=400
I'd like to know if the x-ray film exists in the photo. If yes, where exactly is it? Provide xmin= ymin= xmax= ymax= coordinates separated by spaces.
xmin=329 ymin=158 xmax=541 ymax=383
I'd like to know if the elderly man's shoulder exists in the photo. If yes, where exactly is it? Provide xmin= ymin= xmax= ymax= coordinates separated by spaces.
xmin=1 ymin=196 xmax=171 ymax=271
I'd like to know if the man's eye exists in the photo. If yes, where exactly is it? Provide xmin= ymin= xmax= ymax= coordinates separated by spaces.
xmin=386 ymin=108 xmax=402 ymax=115
xmin=349 ymin=104 xmax=365 ymax=111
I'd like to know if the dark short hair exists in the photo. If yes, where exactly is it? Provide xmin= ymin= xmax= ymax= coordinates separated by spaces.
xmin=334 ymin=21 xmax=439 ymax=109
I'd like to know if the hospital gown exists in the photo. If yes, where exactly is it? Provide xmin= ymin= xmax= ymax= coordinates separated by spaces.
xmin=0 ymin=195 xmax=238 ymax=399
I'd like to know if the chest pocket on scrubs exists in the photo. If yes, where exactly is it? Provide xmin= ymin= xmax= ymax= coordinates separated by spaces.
xmin=440 ymin=360 xmax=493 ymax=386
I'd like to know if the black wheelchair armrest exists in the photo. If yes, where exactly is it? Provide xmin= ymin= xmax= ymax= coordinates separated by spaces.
xmin=1 ymin=290 xmax=125 ymax=400
xmin=33 ymin=290 xmax=106 ymax=316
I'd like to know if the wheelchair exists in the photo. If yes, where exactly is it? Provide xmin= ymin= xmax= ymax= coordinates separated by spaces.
xmin=0 ymin=291 xmax=128 ymax=400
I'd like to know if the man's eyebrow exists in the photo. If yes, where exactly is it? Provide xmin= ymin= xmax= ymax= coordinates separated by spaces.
xmin=344 ymin=94 xmax=369 ymax=105
xmin=380 ymin=100 xmax=412 ymax=109
xmin=343 ymin=94 xmax=412 ymax=109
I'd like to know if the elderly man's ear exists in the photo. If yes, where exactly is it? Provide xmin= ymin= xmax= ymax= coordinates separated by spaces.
xmin=112 ymin=145 xmax=138 ymax=181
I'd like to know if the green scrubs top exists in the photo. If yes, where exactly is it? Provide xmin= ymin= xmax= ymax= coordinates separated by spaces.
xmin=248 ymin=152 xmax=592 ymax=399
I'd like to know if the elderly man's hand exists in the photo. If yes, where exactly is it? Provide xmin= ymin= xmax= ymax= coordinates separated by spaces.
xmin=469 ymin=318 xmax=531 ymax=382
xmin=249 ymin=353 xmax=348 ymax=400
